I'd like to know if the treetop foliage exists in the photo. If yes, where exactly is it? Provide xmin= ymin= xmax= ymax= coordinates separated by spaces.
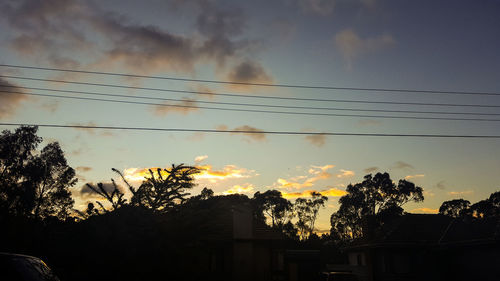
xmin=0 ymin=126 xmax=76 ymax=220
xmin=331 ymin=172 xmax=424 ymax=241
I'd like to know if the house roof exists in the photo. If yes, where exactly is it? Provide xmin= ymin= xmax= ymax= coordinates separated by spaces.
xmin=348 ymin=214 xmax=499 ymax=249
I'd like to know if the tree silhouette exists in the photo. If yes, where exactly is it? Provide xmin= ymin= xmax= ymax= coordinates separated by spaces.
xmin=466 ymin=191 xmax=500 ymax=218
xmin=295 ymin=192 xmax=328 ymax=240
xmin=330 ymin=172 xmax=423 ymax=240
xmin=87 ymin=164 xmax=200 ymax=213
xmin=0 ymin=126 xmax=76 ymax=220
xmin=85 ymin=179 xmax=126 ymax=212
xmin=439 ymin=199 xmax=471 ymax=218
xmin=253 ymin=190 xmax=293 ymax=228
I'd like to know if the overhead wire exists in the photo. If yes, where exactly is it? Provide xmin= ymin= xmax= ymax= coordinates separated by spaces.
xmin=1 ymin=63 xmax=499 ymax=96
xmin=0 ymin=123 xmax=499 ymax=138
xmin=1 ymin=89 xmax=500 ymax=121
xmin=1 ymin=75 xmax=499 ymax=109
xmin=1 ymin=84 xmax=499 ymax=116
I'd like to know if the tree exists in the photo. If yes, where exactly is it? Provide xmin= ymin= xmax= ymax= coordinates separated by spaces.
xmin=253 ymin=190 xmax=293 ymax=228
xmin=295 ymin=192 xmax=328 ymax=240
xmin=330 ymin=172 xmax=423 ymax=240
xmin=85 ymin=179 xmax=127 ymax=213
xmin=88 ymin=164 xmax=200 ymax=213
xmin=0 ymin=126 xmax=76 ymax=220
xmin=466 ymin=191 xmax=500 ymax=218
xmin=439 ymin=199 xmax=471 ymax=218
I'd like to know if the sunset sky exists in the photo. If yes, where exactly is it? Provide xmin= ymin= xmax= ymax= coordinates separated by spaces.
xmin=1 ymin=0 xmax=499 ymax=232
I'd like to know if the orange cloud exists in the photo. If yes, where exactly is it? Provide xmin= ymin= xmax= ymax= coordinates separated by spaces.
xmin=222 ymin=184 xmax=254 ymax=195
xmin=276 ymin=165 xmax=335 ymax=190
xmin=195 ymin=164 xmax=256 ymax=183
xmin=405 ymin=174 xmax=425 ymax=180
xmin=411 ymin=207 xmax=438 ymax=214
xmin=281 ymin=188 xmax=347 ymax=199
xmin=448 ymin=190 xmax=474 ymax=196
xmin=336 ymin=169 xmax=355 ymax=178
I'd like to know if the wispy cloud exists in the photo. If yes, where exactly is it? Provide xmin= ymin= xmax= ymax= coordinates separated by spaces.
xmin=411 ymin=207 xmax=438 ymax=214
xmin=281 ymin=187 xmax=346 ymax=199
xmin=305 ymin=134 xmax=327 ymax=147
xmin=392 ymin=161 xmax=414 ymax=170
xmin=152 ymin=98 xmax=199 ymax=116
xmin=404 ymin=174 xmax=425 ymax=180
xmin=226 ymin=60 xmax=273 ymax=89
xmin=436 ymin=181 xmax=446 ymax=190
xmin=363 ymin=166 xmax=379 ymax=173
xmin=222 ymin=184 xmax=254 ymax=195
xmin=194 ymin=155 xmax=208 ymax=163
xmin=448 ymin=190 xmax=474 ymax=196
xmin=335 ymin=29 xmax=395 ymax=69
xmin=69 ymin=122 xmax=114 ymax=137
xmin=216 ymin=125 xmax=267 ymax=142
xmin=1 ymin=0 xmax=263 ymax=76
xmin=76 ymin=166 xmax=92 ymax=172
xmin=0 ymin=77 xmax=28 ymax=119
xmin=195 ymin=164 xmax=257 ymax=183
xmin=336 ymin=169 xmax=355 ymax=178
xmin=275 ymin=164 xmax=335 ymax=190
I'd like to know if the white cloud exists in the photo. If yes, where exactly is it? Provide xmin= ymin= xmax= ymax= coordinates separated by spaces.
xmin=194 ymin=155 xmax=208 ymax=163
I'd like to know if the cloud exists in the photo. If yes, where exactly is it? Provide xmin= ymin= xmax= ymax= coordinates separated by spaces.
xmin=195 ymin=164 xmax=257 ymax=183
xmin=0 ymin=78 xmax=29 ymax=119
xmin=79 ymin=181 xmax=126 ymax=198
xmin=194 ymin=155 xmax=208 ymax=163
xmin=363 ymin=166 xmax=379 ymax=173
xmin=217 ymin=125 xmax=267 ymax=142
xmin=222 ymin=184 xmax=254 ymax=195
xmin=76 ymin=166 xmax=92 ymax=172
xmin=276 ymin=165 xmax=335 ymax=190
xmin=2 ymin=0 xmax=258 ymax=75
xmin=305 ymin=134 xmax=327 ymax=147
xmin=411 ymin=207 xmax=438 ymax=214
xmin=448 ymin=190 xmax=474 ymax=196
xmin=436 ymin=180 xmax=446 ymax=190
xmin=424 ymin=190 xmax=435 ymax=198
xmin=152 ymin=98 xmax=199 ymax=116
xmin=187 ymin=132 xmax=206 ymax=141
xmin=298 ymin=0 xmax=336 ymax=16
xmin=404 ymin=174 xmax=425 ymax=180
xmin=335 ymin=29 xmax=395 ymax=69
xmin=336 ymin=169 xmax=355 ymax=178
xmin=70 ymin=122 xmax=114 ymax=137
xmin=226 ymin=60 xmax=273 ymax=89
xmin=40 ymin=101 xmax=59 ymax=113
xmin=392 ymin=161 xmax=414 ymax=170
xmin=281 ymin=187 xmax=346 ymax=199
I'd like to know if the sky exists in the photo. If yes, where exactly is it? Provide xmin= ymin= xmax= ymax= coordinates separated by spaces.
xmin=1 ymin=0 xmax=500 ymax=233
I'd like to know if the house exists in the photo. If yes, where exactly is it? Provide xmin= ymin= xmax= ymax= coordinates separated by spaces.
xmin=342 ymin=214 xmax=500 ymax=281
xmin=194 ymin=202 xmax=286 ymax=281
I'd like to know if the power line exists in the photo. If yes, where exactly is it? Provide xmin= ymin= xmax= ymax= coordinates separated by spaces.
xmin=2 ymin=89 xmax=500 ymax=122
xmin=0 ymin=123 xmax=499 ymax=138
xmin=2 ymin=75 xmax=499 ymax=109
xmin=1 ymin=63 xmax=499 ymax=96
xmin=1 ymin=85 xmax=499 ymax=116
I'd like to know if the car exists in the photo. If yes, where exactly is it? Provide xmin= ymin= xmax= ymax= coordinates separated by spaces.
xmin=321 ymin=271 xmax=359 ymax=281
xmin=0 ymin=252 xmax=60 ymax=281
